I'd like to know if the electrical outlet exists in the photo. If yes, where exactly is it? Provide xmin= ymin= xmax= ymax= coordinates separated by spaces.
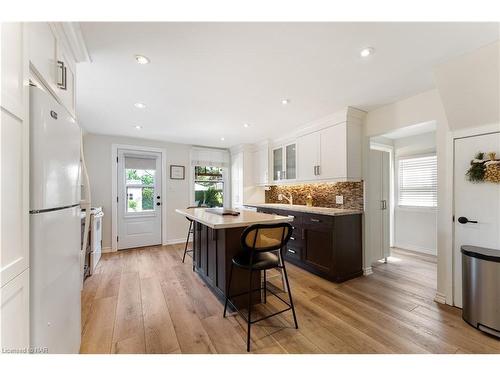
xmin=336 ymin=195 xmax=344 ymax=205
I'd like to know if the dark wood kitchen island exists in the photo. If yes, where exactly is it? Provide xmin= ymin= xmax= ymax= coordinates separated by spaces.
xmin=175 ymin=208 xmax=293 ymax=307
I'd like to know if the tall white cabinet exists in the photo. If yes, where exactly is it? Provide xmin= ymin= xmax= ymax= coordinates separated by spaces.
xmin=1 ymin=22 xmax=30 ymax=351
xmin=1 ymin=22 xmax=83 ymax=351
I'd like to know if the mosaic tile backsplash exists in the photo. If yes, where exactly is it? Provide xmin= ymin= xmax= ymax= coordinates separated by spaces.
xmin=265 ymin=181 xmax=364 ymax=211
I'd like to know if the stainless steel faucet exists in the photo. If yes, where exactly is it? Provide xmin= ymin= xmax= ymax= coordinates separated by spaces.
xmin=278 ymin=193 xmax=293 ymax=205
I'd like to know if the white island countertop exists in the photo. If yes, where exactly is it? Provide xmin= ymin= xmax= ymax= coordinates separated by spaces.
xmin=244 ymin=203 xmax=363 ymax=216
xmin=175 ymin=207 xmax=293 ymax=229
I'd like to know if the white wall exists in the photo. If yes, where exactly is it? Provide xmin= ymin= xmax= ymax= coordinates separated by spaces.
xmin=83 ymin=133 xmax=192 ymax=249
xmin=393 ymin=132 xmax=437 ymax=255
xmin=434 ymin=41 xmax=499 ymax=131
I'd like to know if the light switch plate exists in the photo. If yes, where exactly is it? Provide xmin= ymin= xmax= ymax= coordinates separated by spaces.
xmin=336 ymin=195 xmax=344 ymax=205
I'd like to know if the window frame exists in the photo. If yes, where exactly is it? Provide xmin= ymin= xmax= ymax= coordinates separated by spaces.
xmin=193 ymin=165 xmax=225 ymax=208
xmin=396 ymin=152 xmax=437 ymax=210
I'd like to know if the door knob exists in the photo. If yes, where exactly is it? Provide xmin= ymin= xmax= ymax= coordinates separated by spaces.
xmin=458 ymin=216 xmax=478 ymax=224
xmin=157 ymin=196 xmax=160 ymax=199
xmin=156 ymin=202 xmax=161 ymax=206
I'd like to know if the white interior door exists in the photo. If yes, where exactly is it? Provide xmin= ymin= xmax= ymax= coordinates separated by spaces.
xmin=453 ymin=132 xmax=500 ymax=307
xmin=117 ymin=149 xmax=162 ymax=250
xmin=368 ymin=149 xmax=391 ymax=263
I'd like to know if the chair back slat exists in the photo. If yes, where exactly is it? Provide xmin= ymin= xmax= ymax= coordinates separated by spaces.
xmin=241 ymin=223 xmax=293 ymax=253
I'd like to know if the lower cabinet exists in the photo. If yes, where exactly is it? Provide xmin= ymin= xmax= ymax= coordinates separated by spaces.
xmin=257 ymin=208 xmax=363 ymax=282
xmin=1 ymin=268 xmax=29 ymax=352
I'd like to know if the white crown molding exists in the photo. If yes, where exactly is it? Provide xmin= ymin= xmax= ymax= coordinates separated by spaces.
xmin=51 ymin=22 xmax=91 ymax=64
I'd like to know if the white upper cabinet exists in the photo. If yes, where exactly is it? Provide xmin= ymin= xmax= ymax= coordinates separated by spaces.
xmin=55 ymin=45 xmax=76 ymax=116
xmin=252 ymin=142 xmax=269 ymax=186
xmin=297 ymin=131 xmax=320 ymax=181
xmin=26 ymin=22 xmax=57 ymax=92
xmin=296 ymin=107 xmax=364 ymax=181
xmin=318 ymin=122 xmax=347 ymax=179
xmin=272 ymin=142 xmax=297 ymax=182
xmin=26 ymin=22 xmax=77 ymax=117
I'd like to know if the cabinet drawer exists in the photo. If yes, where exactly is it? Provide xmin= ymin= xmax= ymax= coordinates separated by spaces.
xmin=303 ymin=214 xmax=334 ymax=231
xmin=285 ymin=245 xmax=301 ymax=261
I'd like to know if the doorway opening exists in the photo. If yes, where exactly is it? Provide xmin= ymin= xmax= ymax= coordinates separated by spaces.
xmin=367 ymin=121 xmax=438 ymax=290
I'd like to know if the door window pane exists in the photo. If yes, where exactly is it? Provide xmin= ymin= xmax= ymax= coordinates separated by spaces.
xmin=125 ymin=169 xmax=155 ymax=212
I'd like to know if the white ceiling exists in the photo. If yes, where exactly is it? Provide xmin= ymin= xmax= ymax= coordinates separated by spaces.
xmin=77 ymin=22 xmax=499 ymax=147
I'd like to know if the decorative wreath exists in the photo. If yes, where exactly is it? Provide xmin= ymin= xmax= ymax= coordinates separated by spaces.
xmin=466 ymin=152 xmax=500 ymax=183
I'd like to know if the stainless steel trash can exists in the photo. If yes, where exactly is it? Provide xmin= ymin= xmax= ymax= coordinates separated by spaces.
xmin=461 ymin=245 xmax=500 ymax=338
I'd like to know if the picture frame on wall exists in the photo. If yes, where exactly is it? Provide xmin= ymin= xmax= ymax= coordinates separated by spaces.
xmin=170 ymin=165 xmax=185 ymax=180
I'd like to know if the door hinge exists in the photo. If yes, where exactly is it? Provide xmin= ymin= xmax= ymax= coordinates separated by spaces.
xmin=452 ymin=215 xmax=455 ymax=222
xmin=117 ymin=236 xmax=119 ymax=242
xmin=116 ymin=156 xmax=118 ymax=163
xmin=116 ymin=196 xmax=119 ymax=203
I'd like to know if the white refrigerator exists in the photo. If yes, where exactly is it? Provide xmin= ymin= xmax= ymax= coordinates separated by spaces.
xmin=29 ymin=86 xmax=81 ymax=353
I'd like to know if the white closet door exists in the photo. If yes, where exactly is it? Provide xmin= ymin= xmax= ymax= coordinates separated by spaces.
xmin=368 ymin=149 xmax=391 ymax=263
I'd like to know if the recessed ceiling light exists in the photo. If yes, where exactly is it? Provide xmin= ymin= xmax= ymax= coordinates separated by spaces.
xmin=281 ymin=98 xmax=290 ymax=105
xmin=360 ymin=47 xmax=374 ymax=58
xmin=134 ymin=102 xmax=146 ymax=109
xmin=134 ymin=125 xmax=142 ymax=130
xmin=135 ymin=55 xmax=150 ymax=64
xmin=220 ymin=137 xmax=225 ymax=141
xmin=243 ymin=123 xmax=249 ymax=128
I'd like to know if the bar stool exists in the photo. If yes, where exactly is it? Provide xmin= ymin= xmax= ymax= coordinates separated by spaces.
xmin=182 ymin=206 xmax=199 ymax=266
xmin=223 ymin=222 xmax=298 ymax=352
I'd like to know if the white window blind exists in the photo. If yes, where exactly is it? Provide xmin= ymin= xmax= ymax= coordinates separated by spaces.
xmin=398 ymin=155 xmax=437 ymax=207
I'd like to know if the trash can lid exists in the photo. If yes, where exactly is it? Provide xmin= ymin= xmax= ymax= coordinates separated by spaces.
xmin=461 ymin=245 xmax=500 ymax=263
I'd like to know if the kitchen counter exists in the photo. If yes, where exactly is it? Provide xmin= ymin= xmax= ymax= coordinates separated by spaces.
xmin=175 ymin=207 xmax=293 ymax=229
xmin=245 ymin=203 xmax=363 ymax=216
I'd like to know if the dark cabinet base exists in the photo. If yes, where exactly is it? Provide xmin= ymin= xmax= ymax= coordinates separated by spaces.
xmin=193 ymin=222 xmax=261 ymax=308
xmin=257 ymin=207 xmax=363 ymax=283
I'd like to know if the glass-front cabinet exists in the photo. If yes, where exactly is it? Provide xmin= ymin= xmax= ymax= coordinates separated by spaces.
xmin=272 ymin=143 xmax=297 ymax=182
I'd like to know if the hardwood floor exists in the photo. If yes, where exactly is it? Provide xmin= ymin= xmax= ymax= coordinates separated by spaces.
xmin=80 ymin=245 xmax=500 ymax=354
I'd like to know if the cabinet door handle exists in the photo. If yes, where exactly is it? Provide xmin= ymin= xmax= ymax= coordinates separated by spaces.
xmin=287 ymin=248 xmax=296 ymax=254
xmin=57 ymin=60 xmax=67 ymax=90
xmin=290 ymin=236 xmax=295 ymax=241
xmin=317 ymin=165 xmax=320 ymax=175
xmin=310 ymin=218 xmax=321 ymax=223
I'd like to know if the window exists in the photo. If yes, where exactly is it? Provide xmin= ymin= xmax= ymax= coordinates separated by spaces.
xmin=194 ymin=166 xmax=224 ymax=207
xmin=126 ymin=168 xmax=155 ymax=212
xmin=398 ymin=155 xmax=437 ymax=207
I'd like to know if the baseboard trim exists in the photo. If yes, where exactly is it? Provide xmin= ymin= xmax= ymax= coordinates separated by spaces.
xmin=101 ymin=247 xmax=115 ymax=253
xmin=394 ymin=243 xmax=437 ymax=256
xmin=363 ymin=267 xmax=373 ymax=276
xmin=434 ymin=291 xmax=447 ymax=305
xmin=163 ymin=238 xmax=187 ymax=245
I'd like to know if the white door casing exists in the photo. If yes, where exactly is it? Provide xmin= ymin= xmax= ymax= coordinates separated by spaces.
xmin=117 ymin=149 xmax=162 ymax=250
xmin=453 ymin=131 xmax=500 ymax=308
xmin=367 ymin=149 xmax=391 ymax=265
